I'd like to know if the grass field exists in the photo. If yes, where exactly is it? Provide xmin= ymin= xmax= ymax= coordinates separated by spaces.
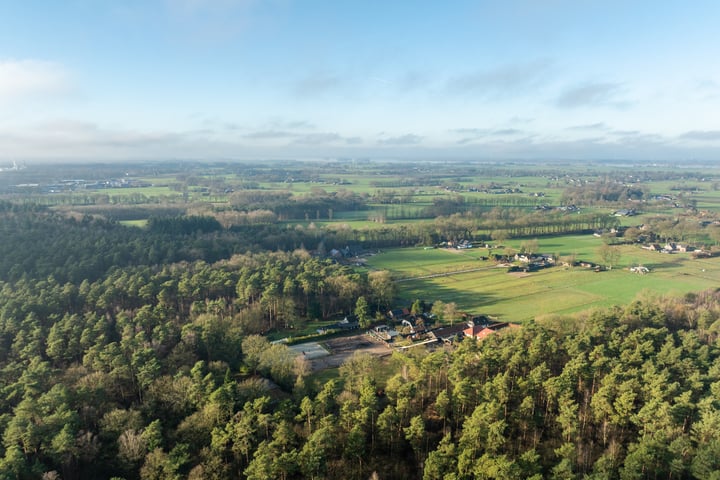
xmin=98 ymin=186 xmax=180 ymax=197
xmin=119 ymin=219 xmax=148 ymax=227
xmin=366 ymin=236 xmax=720 ymax=322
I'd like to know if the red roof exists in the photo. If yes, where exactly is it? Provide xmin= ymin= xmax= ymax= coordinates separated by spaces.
xmin=463 ymin=325 xmax=485 ymax=337
xmin=464 ymin=322 xmax=519 ymax=340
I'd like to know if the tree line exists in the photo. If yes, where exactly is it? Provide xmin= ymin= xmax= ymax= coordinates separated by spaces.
xmin=0 ymin=206 xmax=621 ymax=285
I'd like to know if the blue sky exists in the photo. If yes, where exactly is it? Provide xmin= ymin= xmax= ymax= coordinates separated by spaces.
xmin=1 ymin=0 xmax=719 ymax=162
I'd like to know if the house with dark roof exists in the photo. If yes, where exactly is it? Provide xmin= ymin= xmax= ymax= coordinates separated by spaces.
xmin=428 ymin=322 xmax=473 ymax=344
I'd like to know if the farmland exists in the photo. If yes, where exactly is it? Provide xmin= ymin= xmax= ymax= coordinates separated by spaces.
xmin=3 ymin=159 xmax=720 ymax=320
xmin=3 ymin=161 xmax=720 ymax=321
xmin=367 ymin=236 xmax=720 ymax=321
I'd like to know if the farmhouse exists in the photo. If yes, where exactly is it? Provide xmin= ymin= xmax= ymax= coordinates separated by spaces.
xmin=387 ymin=308 xmax=409 ymax=319
xmin=428 ymin=322 xmax=473 ymax=344
xmin=575 ymin=260 xmax=597 ymax=268
xmin=559 ymin=204 xmax=578 ymax=212
xmin=316 ymin=317 xmax=360 ymax=334
xmin=641 ymin=242 xmax=699 ymax=255
xmin=613 ymin=209 xmax=637 ymax=217
xmin=400 ymin=317 xmax=427 ymax=335
xmin=369 ymin=324 xmax=399 ymax=341
xmin=464 ymin=322 xmax=520 ymax=341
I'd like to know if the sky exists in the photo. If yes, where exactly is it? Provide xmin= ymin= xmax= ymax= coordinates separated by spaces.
xmin=0 ymin=0 xmax=719 ymax=163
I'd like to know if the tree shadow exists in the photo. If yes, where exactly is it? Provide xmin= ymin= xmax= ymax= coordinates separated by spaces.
xmin=645 ymin=262 xmax=683 ymax=270
xmin=398 ymin=279 xmax=499 ymax=316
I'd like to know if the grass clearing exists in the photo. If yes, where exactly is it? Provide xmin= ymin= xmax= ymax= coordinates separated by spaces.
xmin=367 ymin=237 xmax=720 ymax=322
xmin=119 ymin=219 xmax=148 ymax=228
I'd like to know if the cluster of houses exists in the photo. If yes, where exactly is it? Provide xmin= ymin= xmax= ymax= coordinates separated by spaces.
xmin=328 ymin=244 xmax=374 ymax=266
xmin=428 ymin=318 xmax=520 ymax=344
xmin=637 ymin=241 xmax=717 ymax=260
xmin=641 ymin=242 xmax=696 ymax=254
xmin=613 ymin=208 xmax=637 ymax=217
xmin=316 ymin=317 xmax=360 ymax=335
xmin=513 ymin=253 xmax=555 ymax=267
xmin=434 ymin=240 xmax=476 ymax=250
xmin=371 ymin=310 xmax=520 ymax=346
xmin=535 ymin=204 xmax=579 ymax=212
xmin=9 ymin=177 xmax=154 ymax=194
xmin=329 ymin=245 xmax=361 ymax=259
xmin=466 ymin=186 xmax=523 ymax=194
xmin=650 ymin=194 xmax=684 ymax=208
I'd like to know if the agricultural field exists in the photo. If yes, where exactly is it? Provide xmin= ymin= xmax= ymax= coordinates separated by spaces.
xmin=118 ymin=219 xmax=148 ymax=227
xmin=366 ymin=236 xmax=720 ymax=322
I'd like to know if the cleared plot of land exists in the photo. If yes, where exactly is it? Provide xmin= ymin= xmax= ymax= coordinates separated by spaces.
xmin=288 ymin=342 xmax=330 ymax=360
xmin=367 ymin=236 xmax=720 ymax=323
xmin=292 ymin=335 xmax=392 ymax=372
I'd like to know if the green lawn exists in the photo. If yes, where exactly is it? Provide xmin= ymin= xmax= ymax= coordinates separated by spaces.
xmin=100 ymin=186 xmax=180 ymax=197
xmin=119 ymin=219 xmax=148 ymax=228
xmin=366 ymin=237 xmax=720 ymax=322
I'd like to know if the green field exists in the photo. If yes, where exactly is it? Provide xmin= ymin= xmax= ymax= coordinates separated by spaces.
xmin=97 ymin=186 xmax=180 ymax=197
xmin=366 ymin=236 xmax=720 ymax=322
xmin=119 ymin=219 xmax=148 ymax=227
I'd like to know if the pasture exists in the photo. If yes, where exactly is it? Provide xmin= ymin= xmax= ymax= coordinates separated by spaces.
xmin=366 ymin=236 xmax=720 ymax=322
xmin=118 ymin=219 xmax=148 ymax=228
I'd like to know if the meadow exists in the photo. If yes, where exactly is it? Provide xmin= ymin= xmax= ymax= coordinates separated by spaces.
xmin=366 ymin=236 xmax=720 ymax=322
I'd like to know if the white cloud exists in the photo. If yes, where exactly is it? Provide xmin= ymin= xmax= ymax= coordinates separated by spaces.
xmin=679 ymin=130 xmax=720 ymax=141
xmin=0 ymin=121 xmax=186 ymax=161
xmin=0 ymin=59 xmax=70 ymax=101
xmin=694 ymin=79 xmax=720 ymax=98
xmin=492 ymin=128 xmax=523 ymax=136
xmin=566 ymin=123 xmax=609 ymax=131
xmin=2 ymin=118 xmax=719 ymax=164
xmin=243 ymin=130 xmax=296 ymax=140
xmin=292 ymin=133 xmax=345 ymax=145
xmin=447 ymin=59 xmax=553 ymax=98
xmin=378 ymin=134 xmax=423 ymax=145
xmin=556 ymin=82 xmax=628 ymax=109
xmin=450 ymin=127 xmax=525 ymax=145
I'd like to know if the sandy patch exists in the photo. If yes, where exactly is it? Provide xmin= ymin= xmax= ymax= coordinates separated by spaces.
xmin=295 ymin=334 xmax=393 ymax=372
xmin=288 ymin=342 xmax=330 ymax=360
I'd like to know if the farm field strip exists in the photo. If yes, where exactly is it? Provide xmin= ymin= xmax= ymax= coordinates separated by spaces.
xmin=367 ymin=240 xmax=720 ymax=323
